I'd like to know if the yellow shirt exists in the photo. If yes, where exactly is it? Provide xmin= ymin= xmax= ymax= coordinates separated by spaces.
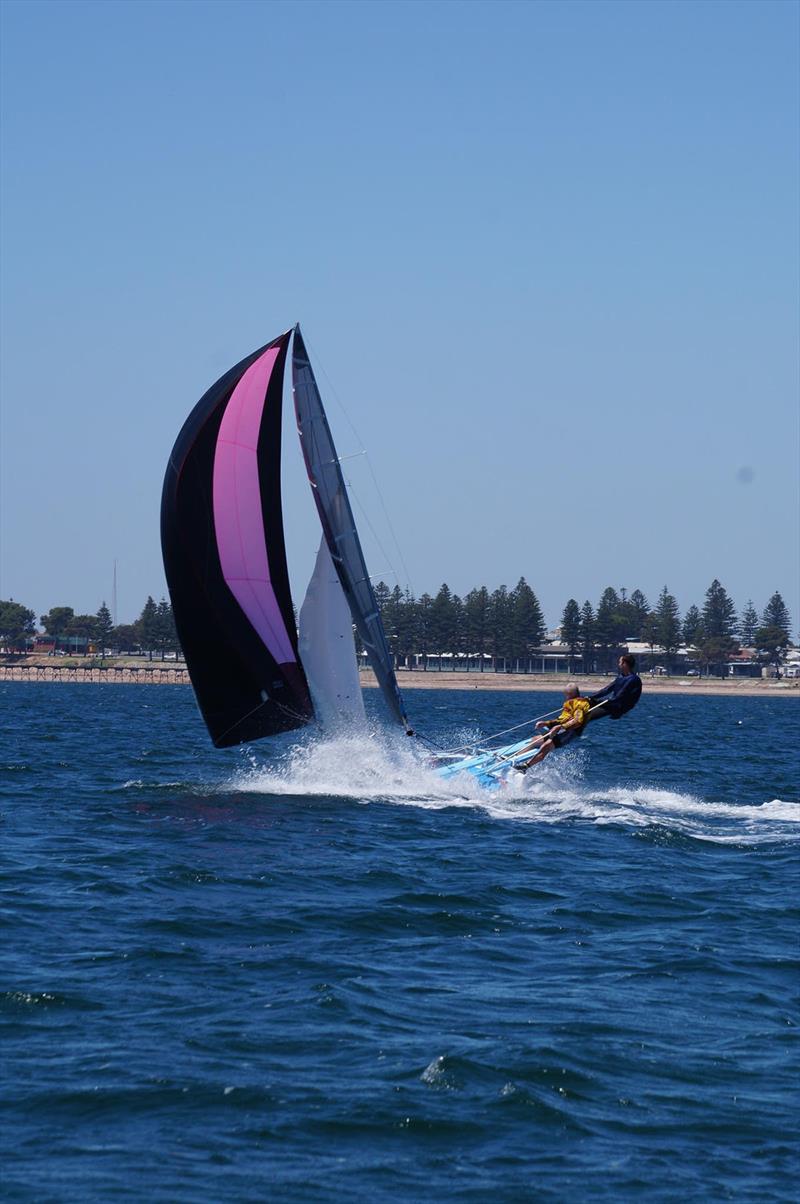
xmin=553 ymin=697 xmax=591 ymax=727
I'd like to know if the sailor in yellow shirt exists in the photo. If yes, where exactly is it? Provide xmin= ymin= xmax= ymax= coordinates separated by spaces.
xmin=517 ymin=683 xmax=591 ymax=769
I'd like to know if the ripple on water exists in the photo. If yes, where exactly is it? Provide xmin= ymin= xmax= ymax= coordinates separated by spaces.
xmin=1 ymin=684 xmax=798 ymax=1201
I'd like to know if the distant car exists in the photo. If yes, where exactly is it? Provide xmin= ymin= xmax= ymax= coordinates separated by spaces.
xmin=686 ymin=669 xmax=701 ymax=676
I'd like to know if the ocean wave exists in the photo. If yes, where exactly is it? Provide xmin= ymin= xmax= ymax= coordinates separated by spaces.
xmin=117 ymin=779 xmax=218 ymax=794
xmin=224 ymin=731 xmax=800 ymax=846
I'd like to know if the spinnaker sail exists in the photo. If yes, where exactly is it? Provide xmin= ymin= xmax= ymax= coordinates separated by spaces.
xmin=161 ymin=332 xmax=313 ymax=747
xmin=292 ymin=326 xmax=411 ymax=732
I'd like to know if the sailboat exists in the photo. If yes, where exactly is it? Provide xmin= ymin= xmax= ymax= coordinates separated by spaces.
xmin=161 ymin=326 xmax=412 ymax=749
xmin=161 ymin=327 xmax=563 ymax=788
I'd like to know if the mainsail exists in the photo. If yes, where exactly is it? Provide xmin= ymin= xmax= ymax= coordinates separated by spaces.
xmin=292 ymin=326 xmax=411 ymax=732
xmin=161 ymin=332 xmax=313 ymax=747
xmin=299 ymin=537 xmax=367 ymax=730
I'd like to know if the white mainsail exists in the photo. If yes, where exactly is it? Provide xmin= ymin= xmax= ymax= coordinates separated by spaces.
xmin=298 ymin=537 xmax=366 ymax=730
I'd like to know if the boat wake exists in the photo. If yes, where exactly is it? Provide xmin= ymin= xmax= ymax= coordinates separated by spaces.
xmin=227 ymin=731 xmax=800 ymax=847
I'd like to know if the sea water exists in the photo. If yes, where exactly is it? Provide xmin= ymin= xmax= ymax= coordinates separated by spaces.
xmin=1 ymin=683 xmax=798 ymax=1202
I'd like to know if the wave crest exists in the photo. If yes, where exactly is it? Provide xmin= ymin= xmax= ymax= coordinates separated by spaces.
xmin=224 ymin=730 xmax=799 ymax=846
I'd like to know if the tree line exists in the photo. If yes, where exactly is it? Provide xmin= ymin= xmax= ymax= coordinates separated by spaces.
xmin=369 ymin=578 xmax=794 ymax=673
xmin=0 ymin=580 xmax=794 ymax=673
xmin=0 ymin=597 xmax=179 ymax=660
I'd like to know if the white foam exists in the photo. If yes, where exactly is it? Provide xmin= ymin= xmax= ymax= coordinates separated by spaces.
xmin=225 ymin=729 xmax=800 ymax=846
xmin=232 ymin=729 xmax=466 ymax=807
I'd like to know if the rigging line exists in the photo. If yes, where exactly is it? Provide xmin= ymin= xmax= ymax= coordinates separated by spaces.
xmin=300 ymin=331 xmax=366 ymax=450
xmin=439 ymin=707 xmax=563 ymax=756
xmin=362 ymin=454 xmax=415 ymax=597
xmin=481 ymin=699 xmax=611 ymax=777
xmin=324 ymin=451 xmax=367 ymax=465
xmin=414 ymin=730 xmax=446 ymax=751
xmin=214 ymin=693 xmax=309 ymax=747
xmin=345 ymin=474 xmax=404 ymax=598
xmin=300 ymin=331 xmax=416 ymax=597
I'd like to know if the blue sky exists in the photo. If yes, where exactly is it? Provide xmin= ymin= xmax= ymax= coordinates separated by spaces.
xmin=1 ymin=0 xmax=798 ymax=630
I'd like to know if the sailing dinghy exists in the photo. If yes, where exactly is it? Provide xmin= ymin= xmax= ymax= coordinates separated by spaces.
xmin=161 ymin=323 xmax=549 ymax=788
xmin=161 ymin=326 xmax=412 ymax=748
xmin=432 ymin=738 xmax=541 ymax=790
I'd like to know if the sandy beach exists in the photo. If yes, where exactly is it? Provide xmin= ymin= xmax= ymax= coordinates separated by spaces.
xmin=378 ymin=670 xmax=798 ymax=698
xmin=1 ymin=659 xmax=796 ymax=697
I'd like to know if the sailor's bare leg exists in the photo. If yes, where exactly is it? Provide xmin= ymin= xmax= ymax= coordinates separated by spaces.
xmin=516 ymin=737 xmax=554 ymax=771
xmin=516 ymin=733 xmax=547 ymax=760
xmin=529 ymin=738 xmax=554 ymax=765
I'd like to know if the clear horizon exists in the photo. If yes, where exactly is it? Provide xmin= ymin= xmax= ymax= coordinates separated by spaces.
xmin=2 ymin=0 xmax=798 ymax=630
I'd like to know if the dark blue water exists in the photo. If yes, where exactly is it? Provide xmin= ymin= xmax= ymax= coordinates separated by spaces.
xmin=2 ymin=683 xmax=798 ymax=1201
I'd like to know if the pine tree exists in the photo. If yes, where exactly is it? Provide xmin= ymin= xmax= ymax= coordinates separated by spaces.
xmin=654 ymin=586 xmax=681 ymax=667
xmin=155 ymin=598 xmax=178 ymax=658
xmin=450 ymin=593 xmax=465 ymax=663
xmin=580 ymin=601 xmax=595 ymax=672
xmin=682 ymin=604 xmax=701 ymax=646
xmin=595 ymin=587 xmax=627 ymax=669
xmin=490 ymin=586 xmax=512 ymax=667
xmin=701 ymin=579 xmax=737 ymax=639
xmin=429 ymin=584 xmax=456 ymax=667
xmin=96 ymin=602 xmax=113 ymax=659
xmin=738 ymin=600 xmax=759 ymax=645
xmin=464 ymin=586 xmax=490 ymax=669
xmin=560 ymin=599 xmax=582 ymax=672
xmin=374 ymin=581 xmax=391 ymax=614
xmin=510 ymin=578 xmax=545 ymax=664
xmin=627 ymin=589 xmax=650 ymax=639
xmin=383 ymin=585 xmax=403 ymax=667
xmin=137 ymin=596 xmax=159 ymax=660
xmin=755 ymin=591 xmax=791 ymax=673
xmin=698 ymin=580 xmax=738 ymax=675
xmin=618 ymin=587 xmax=649 ymax=639
xmin=393 ymin=588 xmax=416 ymax=667
xmin=761 ymin=592 xmax=791 ymax=638
xmin=416 ymin=593 xmax=433 ymax=669
xmin=753 ymin=623 xmax=790 ymax=672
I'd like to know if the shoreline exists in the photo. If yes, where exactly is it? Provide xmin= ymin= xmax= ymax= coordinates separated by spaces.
xmin=0 ymin=663 xmax=796 ymax=697
xmin=378 ymin=670 xmax=798 ymax=698
xmin=0 ymin=663 xmax=191 ymax=686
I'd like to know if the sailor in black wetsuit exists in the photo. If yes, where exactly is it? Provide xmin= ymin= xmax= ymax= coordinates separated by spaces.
xmin=587 ymin=654 xmax=642 ymax=722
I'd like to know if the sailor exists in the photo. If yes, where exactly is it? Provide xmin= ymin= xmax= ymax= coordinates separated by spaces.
xmin=586 ymin=653 xmax=642 ymax=721
xmin=517 ymin=682 xmax=591 ymax=768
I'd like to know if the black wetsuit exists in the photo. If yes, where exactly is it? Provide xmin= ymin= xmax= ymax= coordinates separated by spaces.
xmin=588 ymin=671 xmax=642 ymax=720
xmin=550 ymin=726 xmax=582 ymax=749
